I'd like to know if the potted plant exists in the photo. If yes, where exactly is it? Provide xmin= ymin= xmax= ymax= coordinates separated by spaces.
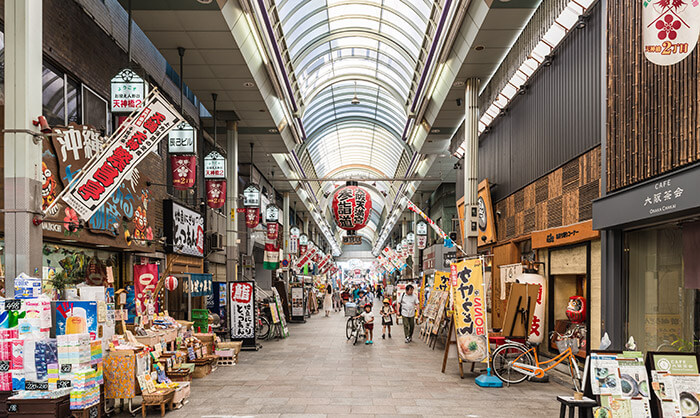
xmin=49 ymin=253 xmax=87 ymax=298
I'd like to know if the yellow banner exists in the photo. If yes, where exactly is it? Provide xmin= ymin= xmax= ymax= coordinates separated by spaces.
xmin=451 ymin=259 xmax=488 ymax=363
xmin=433 ymin=271 xmax=450 ymax=292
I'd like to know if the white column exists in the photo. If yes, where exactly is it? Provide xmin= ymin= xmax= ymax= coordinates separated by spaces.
xmin=464 ymin=78 xmax=479 ymax=255
xmin=4 ymin=0 xmax=43 ymax=292
xmin=226 ymin=121 xmax=238 ymax=282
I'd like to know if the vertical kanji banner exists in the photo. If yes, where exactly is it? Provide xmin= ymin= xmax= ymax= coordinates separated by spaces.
xmin=134 ymin=264 xmax=159 ymax=316
xmin=205 ymin=179 xmax=226 ymax=209
xmin=230 ymin=281 xmax=256 ymax=348
xmin=171 ymin=155 xmax=196 ymax=190
xmin=63 ymin=90 xmax=183 ymax=220
xmin=452 ymin=258 xmax=488 ymax=363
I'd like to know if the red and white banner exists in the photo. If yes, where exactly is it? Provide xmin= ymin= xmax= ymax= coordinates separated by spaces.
xmin=318 ymin=254 xmax=331 ymax=271
xmin=417 ymin=235 xmax=428 ymax=249
xmin=382 ymin=247 xmax=405 ymax=270
xmin=299 ymin=244 xmax=307 ymax=256
xmin=64 ymin=90 xmax=183 ymax=220
xmin=643 ymin=0 xmax=700 ymax=66
xmin=295 ymin=246 xmax=317 ymax=269
xmin=171 ymin=155 xmax=196 ymax=190
xmin=134 ymin=263 xmax=159 ymax=316
xmin=245 ymin=207 xmax=260 ymax=228
xmin=267 ymin=222 xmax=279 ymax=240
xmin=205 ymin=179 xmax=226 ymax=209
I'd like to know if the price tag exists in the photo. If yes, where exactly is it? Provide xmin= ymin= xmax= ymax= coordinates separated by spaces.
xmin=24 ymin=380 xmax=49 ymax=391
xmin=57 ymin=380 xmax=72 ymax=389
xmin=60 ymin=364 xmax=72 ymax=373
xmin=4 ymin=300 xmax=21 ymax=311
xmin=7 ymin=404 xmax=17 ymax=413
xmin=0 ymin=360 xmax=10 ymax=372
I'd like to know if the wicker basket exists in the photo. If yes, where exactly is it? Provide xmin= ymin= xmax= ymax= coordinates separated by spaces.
xmin=142 ymin=388 xmax=175 ymax=405
xmin=165 ymin=369 xmax=192 ymax=382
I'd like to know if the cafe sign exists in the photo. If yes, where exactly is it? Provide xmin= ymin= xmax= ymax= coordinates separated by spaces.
xmin=204 ymin=151 xmax=226 ymax=179
xmin=110 ymin=69 xmax=147 ymax=113
xmin=168 ymin=122 xmax=196 ymax=154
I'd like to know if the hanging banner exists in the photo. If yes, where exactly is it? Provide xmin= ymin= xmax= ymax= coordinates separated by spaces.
xmin=63 ymin=90 xmax=183 ymax=220
xmin=417 ymin=235 xmax=428 ymax=249
xmin=295 ymin=246 xmax=317 ymax=269
xmin=245 ymin=207 xmax=260 ymax=228
xmin=167 ymin=122 xmax=196 ymax=154
xmin=290 ymin=236 xmax=299 ymax=255
xmin=110 ymin=69 xmax=147 ymax=113
xmin=267 ymin=222 xmax=279 ymax=240
xmin=205 ymin=179 xmax=226 ymax=209
xmin=263 ymin=237 xmax=279 ymax=270
xmin=186 ymin=273 xmax=212 ymax=297
xmin=230 ymin=281 xmax=255 ymax=342
xmin=643 ymin=0 xmax=700 ymax=66
xmin=134 ymin=264 xmax=159 ymax=316
xmin=433 ymin=271 xmax=451 ymax=292
xmin=170 ymin=155 xmax=196 ymax=190
xmin=164 ymin=200 xmax=205 ymax=257
xmin=382 ymin=247 xmax=405 ymax=271
xmin=204 ymin=151 xmax=226 ymax=179
xmin=406 ymin=199 xmax=464 ymax=253
xmin=452 ymin=259 xmax=488 ymax=363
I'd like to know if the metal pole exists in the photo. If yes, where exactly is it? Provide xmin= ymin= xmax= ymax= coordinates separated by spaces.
xmin=283 ymin=192 xmax=290 ymax=288
xmin=178 ymin=47 xmax=185 ymax=114
xmin=127 ymin=0 xmax=132 ymax=65
xmin=226 ymin=121 xmax=238 ymax=279
xmin=464 ymin=78 xmax=479 ymax=255
xmin=4 ymin=0 xmax=43 ymax=292
xmin=212 ymin=93 xmax=218 ymax=145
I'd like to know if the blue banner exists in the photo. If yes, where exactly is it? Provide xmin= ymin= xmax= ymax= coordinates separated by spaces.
xmin=188 ymin=273 xmax=213 ymax=297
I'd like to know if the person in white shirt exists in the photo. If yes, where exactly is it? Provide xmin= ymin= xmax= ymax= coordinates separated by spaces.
xmin=398 ymin=284 xmax=419 ymax=343
xmin=356 ymin=303 xmax=375 ymax=344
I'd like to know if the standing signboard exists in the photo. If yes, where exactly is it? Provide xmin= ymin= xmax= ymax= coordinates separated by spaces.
xmin=163 ymin=200 xmax=205 ymax=257
xmin=290 ymin=286 xmax=305 ymax=322
xmin=451 ymin=258 xmax=488 ymax=363
xmin=230 ymin=281 xmax=256 ymax=348
xmin=63 ymin=90 xmax=182 ymax=220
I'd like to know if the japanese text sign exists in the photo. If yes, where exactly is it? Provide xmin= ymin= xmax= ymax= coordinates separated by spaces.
xmin=186 ymin=274 xmax=212 ymax=297
xmin=204 ymin=151 xmax=226 ymax=179
xmin=230 ymin=281 xmax=255 ymax=339
xmin=643 ymin=0 xmax=700 ymax=66
xmin=433 ymin=271 xmax=450 ymax=292
xmin=165 ymin=200 xmax=204 ymax=257
xmin=331 ymin=186 xmax=372 ymax=231
xmin=167 ymin=122 xmax=196 ymax=154
xmin=64 ymin=90 xmax=182 ymax=220
xmin=134 ymin=264 xmax=159 ymax=316
xmin=110 ymin=69 xmax=147 ymax=113
xmin=452 ymin=259 xmax=488 ymax=363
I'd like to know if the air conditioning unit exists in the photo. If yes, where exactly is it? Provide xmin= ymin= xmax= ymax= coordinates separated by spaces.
xmin=209 ymin=233 xmax=225 ymax=251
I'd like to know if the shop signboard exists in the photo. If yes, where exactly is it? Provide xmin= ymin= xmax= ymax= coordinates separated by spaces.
xmin=433 ymin=271 xmax=450 ymax=292
xmin=416 ymin=221 xmax=428 ymax=235
xmin=167 ymin=122 xmax=196 ymax=154
xmin=53 ymin=301 xmax=98 ymax=341
xmin=406 ymin=232 xmax=415 ymax=243
xmin=531 ymin=220 xmax=599 ymax=249
xmin=291 ymin=287 xmax=304 ymax=318
xmin=643 ymin=0 xmax=700 ymax=66
xmin=164 ymin=200 xmax=205 ymax=257
xmin=63 ymin=90 xmax=183 ymax=221
xmin=451 ymin=259 xmax=488 ymax=363
xmin=204 ymin=151 xmax=226 ymax=179
xmin=477 ymin=179 xmax=496 ymax=245
xmin=186 ymin=274 xmax=212 ymax=297
xmin=342 ymin=235 xmax=362 ymax=245
xmin=110 ymin=69 xmax=147 ymax=113
xmin=230 ymin=281 xmax=256 ymax=346
xmin=593 ymin=165 xmax=700 ymax=230
xmin=499 ymin=263 xmax=523 ymax=300
xmin=243 ymin=184 xmax=261 ymax=207
xmin=133 ymin=264 xmax=159 ymax=316
xmin=443 ymin=252 xmax=457 ymax=268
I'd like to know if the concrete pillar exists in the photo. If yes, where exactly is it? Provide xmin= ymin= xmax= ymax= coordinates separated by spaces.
xmin=413 ymin=211 xmax=418 ymax=274
xmin=226 ymin=121 xmax=238 ymax=283
xmin=4 ymin=0 xmax=43 ymax=292
xmin=464 ymin=78 xmax=479 ymax=255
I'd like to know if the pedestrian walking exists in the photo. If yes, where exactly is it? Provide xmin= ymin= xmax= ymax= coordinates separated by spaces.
xmin=380 ymin=298 xmax=395 ymax=339
xmin=324 ymin=287 xmax=333 ymax=317
xmin=398 ymin=285 xmax=419 ymax=343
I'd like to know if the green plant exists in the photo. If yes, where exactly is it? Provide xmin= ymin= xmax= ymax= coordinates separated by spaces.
xmin=672 ymin=338 xmax=699 ymax=352
xmin=49 ymin=253 xmax=86 ymax=292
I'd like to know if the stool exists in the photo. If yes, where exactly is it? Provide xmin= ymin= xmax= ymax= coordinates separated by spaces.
xmin=556 ymin=395 xmax=597 ymax=418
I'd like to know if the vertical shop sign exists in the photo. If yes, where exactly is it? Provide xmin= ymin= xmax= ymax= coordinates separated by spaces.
xmin=204 ymin=151 xmax=226 ymax=179
xmin=133 ymin=264 xmax=159 ymax=316
xmin=452 ymin=259 xmax=488 ymax=363
xmin=110 ymin=69 xmax=147 ymax=113
xmin=170 ymin=155 xmax=197 ymax=190
xmin=643 ymin=0 xmax=700 ymax=66
xmin=167 ymin=122 xmax=196 ymax=154
xmin=164 ymin=201 xmax=205 ymax=257
xmin=205 ymin=180 xmax=226 ymax=209
xmin=433 ymin=271 xmax=450 ymax=292
xmin=230 ymin=281 xmax=255 ymax=343
xmin=63 ymin=91 xmax=183 ymax=220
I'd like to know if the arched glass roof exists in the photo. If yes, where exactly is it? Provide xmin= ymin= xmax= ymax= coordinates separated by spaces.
xmin=271 ymin=0 xmax=439 ymax=178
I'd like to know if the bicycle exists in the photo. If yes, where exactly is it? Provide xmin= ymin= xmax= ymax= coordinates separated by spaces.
xmin=347 ymin=317 xmax=365 ymax=345
xmin=255 ymin=303 xmax=271 ymax=340
xmin=491 ymin=334 xmax=581 ymax=391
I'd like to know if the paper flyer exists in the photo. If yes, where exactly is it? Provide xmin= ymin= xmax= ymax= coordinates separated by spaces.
xmin=591 ymin=355 xmax=622 ymax=395
xmin=619 ymin=360 xmax=651 ymax=398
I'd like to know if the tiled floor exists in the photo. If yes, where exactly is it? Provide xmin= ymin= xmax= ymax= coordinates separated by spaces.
xmin=128 ymin=306 xmax=571 ymax=417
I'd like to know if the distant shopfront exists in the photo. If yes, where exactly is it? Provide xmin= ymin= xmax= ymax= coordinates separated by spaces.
xmin=594 ymin=162 xmax=700 ymax=353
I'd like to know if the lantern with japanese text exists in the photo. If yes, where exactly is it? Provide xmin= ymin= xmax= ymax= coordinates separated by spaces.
xmin=265 ymin=204 xmax=280 ymax=240
xmin=206 ymin=179 xmax=226 ymax=209
xmin=331 ymin=185 xmax=372 ymax=231
xmin=165 ymin=275 xmax=179 ymax=291
xmin=416 ymin=221 xmax=428 ymax=249
xmin=171 ymin=155 xmax=197 ymax=190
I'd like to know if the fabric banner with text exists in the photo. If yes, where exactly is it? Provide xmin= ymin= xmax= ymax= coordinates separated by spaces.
xmin=451 ymin=259 xmax=487 ymax=363
xmin=134 ymin=264 xmax=159 ymax=316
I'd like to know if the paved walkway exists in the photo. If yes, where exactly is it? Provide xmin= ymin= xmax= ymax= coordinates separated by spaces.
xmin=133 ymin=306 xmax=570 ymax=417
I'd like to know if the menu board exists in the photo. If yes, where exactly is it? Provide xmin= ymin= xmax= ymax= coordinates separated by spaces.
xmin=590 ymin=352 xmax=652 ymax=418
xmin=647 ymin=352 xmax=700 ymax=418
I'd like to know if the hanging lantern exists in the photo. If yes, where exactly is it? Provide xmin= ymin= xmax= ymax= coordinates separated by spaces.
xmin=332 ymin=186 xmax=372 ymax=231
xmin=170 ymin=155 xmax=197 ymax=190
xmin=206 ymin=179 xmax=226 ymax=209
xmin=165 ymin=275 xmax=178 ymax=291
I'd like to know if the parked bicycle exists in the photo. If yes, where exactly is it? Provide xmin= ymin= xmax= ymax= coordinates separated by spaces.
xmin=255 ymin=299 xmax=272 ymax=340
xmin=491 ymin=330 xmax=581 ymax=390
xmin=346 ymin=316 xmax=365 ymax=345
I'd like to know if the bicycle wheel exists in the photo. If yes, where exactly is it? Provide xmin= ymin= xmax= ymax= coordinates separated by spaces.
xmin=346 ymin=318 xmax=354 ymax=340
xmin=492 ymin=343 xmax=534 ymax=384
xmin=352 ymin=326 xmax=360 ymax=345
xmin=257 ymin=316 xmax=271 ymax=340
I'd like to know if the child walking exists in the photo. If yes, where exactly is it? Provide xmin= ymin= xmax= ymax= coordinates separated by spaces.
xmin=360 ymin=303 xmax=374 ymax=344
xmin=380 ymin=298 xmax=395 ymax=339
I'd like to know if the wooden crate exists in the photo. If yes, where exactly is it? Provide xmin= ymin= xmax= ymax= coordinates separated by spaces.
xmin=7 ymin=394 xmax=71 ymax=417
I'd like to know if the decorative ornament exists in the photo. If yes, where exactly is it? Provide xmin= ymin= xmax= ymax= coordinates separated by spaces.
xmin=165 ymin=275 xmax=178 ymax=291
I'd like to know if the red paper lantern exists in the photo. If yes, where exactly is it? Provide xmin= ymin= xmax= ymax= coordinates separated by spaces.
xmin=165 ymin=275 xmax=178 ymax=291
xmin=170 ymin=155 xmax=197 ymax=190
xmin=331 ymin=186 xmax=372 ymax=231
xmin=206 ymin=179 xmax=226 ymax=209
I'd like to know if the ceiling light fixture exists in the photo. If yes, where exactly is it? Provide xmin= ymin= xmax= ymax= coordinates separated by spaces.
xmin=350 ymin=82 xmax=360 ymax=105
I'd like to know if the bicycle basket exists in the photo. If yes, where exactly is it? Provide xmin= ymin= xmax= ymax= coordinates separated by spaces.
xmin=344 ymin=303 xmax=358 ymax=317
xmin=555 ymin=337 xmax=580 ymax=355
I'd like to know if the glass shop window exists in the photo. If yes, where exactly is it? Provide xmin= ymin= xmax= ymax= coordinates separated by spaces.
xmin=42 ymin=63 xmax=66 ymax=127
xmin=82 ymin=84 xmax=109 ymax=134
